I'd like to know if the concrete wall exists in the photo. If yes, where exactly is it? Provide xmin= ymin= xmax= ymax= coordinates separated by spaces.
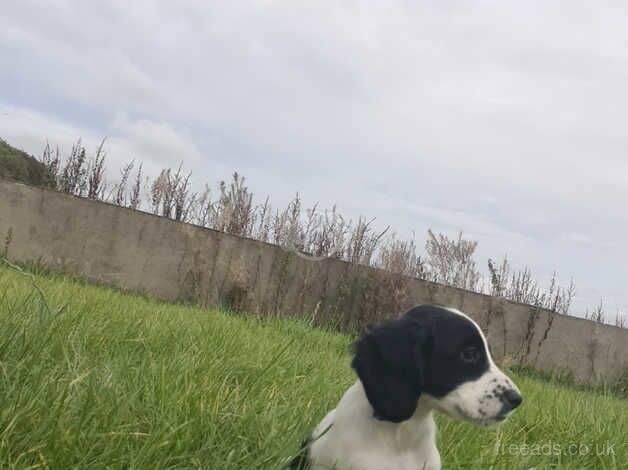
xmin=1 ymin=179 xmax=626 ymax=384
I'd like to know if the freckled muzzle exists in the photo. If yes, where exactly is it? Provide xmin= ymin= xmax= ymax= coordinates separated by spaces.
xmin=483 ymin=376 xmax=523 ymax=422
xmin=431 ymin=370 xmax=523 ymax=426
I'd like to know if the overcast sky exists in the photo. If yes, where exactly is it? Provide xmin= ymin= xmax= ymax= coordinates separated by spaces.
xmin=1 ymin=1 xmax=627 ymax=321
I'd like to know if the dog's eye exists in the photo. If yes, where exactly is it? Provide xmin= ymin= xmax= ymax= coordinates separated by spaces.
xmin=460 ymin=346 xmax=480 ymax=364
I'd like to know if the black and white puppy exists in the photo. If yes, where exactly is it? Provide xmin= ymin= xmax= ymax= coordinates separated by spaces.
xmin=289 ymin=304 xmax=523 ymax=470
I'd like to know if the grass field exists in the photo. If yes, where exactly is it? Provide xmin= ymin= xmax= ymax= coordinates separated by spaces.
xmin=0 ymin=263 xmax=625 ymax=469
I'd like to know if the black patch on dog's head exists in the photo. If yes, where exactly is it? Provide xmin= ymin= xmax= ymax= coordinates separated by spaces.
xmin=351 ymin=305 xmax=490 ymax=422
xmin=351 ymin=314 xmax=433 ymax=422
xmin=406 ymin=305 xmax=490 ymax=398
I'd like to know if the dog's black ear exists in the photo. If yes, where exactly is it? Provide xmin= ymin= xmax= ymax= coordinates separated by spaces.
xmin=351 ymin=318 xmax=431 ymax=423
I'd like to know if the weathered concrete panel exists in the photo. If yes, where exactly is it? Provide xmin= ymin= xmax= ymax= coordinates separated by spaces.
xmin=1 ymin=180 xmax=626 ymax=384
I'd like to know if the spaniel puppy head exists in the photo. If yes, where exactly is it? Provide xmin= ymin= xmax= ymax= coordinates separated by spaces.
xmin=351 ymin=304 xmax=522 ymax=426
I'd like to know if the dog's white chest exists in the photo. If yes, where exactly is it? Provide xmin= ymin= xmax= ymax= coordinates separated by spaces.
xmin=311 ymin=436 xmax=441 ymax=470
xmin=339 ymin=444 xmax=441 ymax=470
xmin=308 ymin=382 xmax=441 ymax=470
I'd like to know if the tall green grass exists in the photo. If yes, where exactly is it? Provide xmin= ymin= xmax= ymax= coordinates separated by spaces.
xmin=0 ymin=263 xmax=625 ymax=469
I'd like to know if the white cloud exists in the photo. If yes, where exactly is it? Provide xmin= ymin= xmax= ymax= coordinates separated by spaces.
xmin=0 ymin=103 xmax=210 ymax=185
xmin=1 ymin=104 xmax=92 ymax=158
xmin=562 ymin=232 xmax=593 ymax=245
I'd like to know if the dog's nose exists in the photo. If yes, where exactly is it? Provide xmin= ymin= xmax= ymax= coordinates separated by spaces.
xmin=503 ymin=389 xmax=523 ymax=409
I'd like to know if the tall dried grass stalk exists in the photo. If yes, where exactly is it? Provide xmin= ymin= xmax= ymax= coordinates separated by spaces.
xmin=36 ymin=138 xmax=622 ymax=327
